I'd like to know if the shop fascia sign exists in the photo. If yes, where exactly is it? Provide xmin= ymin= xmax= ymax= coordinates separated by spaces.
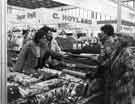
xmin=16 ymin=11 xmax=36 ymax=20
xmin=52 ymin=12 xmax=92 ymax=24
xmin=129 ymin=12 xmax=135 ymax=20
xmin=122 ymin=26 xmax=133 ymax=30
xmin=120 ymin=25 xmax=133 ymax=33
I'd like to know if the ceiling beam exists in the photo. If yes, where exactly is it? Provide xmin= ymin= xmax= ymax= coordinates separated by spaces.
xmin=7 ymin=0 xmax=67 ymax=9
xmin=122 ymin=0 xmax=135 ymax=2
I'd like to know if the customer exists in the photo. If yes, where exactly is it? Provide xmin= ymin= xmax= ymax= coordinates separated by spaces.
xmin=13 ymin=26 xmax=61 ymax=75
xmin=100 ymin=24 xmax=119 ymax=57
xmin=51 ymin=32 xmax=62 ymax=53
xmin=99 ymin=24 xmax=135 ymax=104
xmin=22 ymin=30 xmax=29 ymax=46
xmin=16 ymin=35 xmax=24 ymax=51
xmin=99 ymin=24 xmax=119 ymax=104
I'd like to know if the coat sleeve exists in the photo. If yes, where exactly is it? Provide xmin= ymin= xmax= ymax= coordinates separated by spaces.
xmin=13 ymin=43 xmax=29 ymax=72
xmin=51 ymin=39 xmax=61 ymax=53
xmin=49 ymin=50 xmax=63 ymax=61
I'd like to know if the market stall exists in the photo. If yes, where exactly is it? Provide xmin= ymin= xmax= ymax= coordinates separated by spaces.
xmin=4 ymin=0 xmax=135 ymax=104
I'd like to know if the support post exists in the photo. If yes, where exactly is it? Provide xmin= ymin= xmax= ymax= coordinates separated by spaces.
xmin=117 ymin=0 xmax=122 ymax=32
xmin=133 ymin=0 xmax=135 ymax=8
xmin=0 ymin=0 xmax=7 ymax=104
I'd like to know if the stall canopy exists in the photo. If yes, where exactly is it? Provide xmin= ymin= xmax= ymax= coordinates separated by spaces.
xmin=7 ymin=0 xmax=67 ymax=9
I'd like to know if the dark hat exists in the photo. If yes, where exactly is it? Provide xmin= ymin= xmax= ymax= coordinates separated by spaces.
xmin=66 ymin=33 xmax=73 ymax=36
xmin=22 ymin=30 xmax=29 ymax=35
xmin=38 ymin=25 xmax=56 ymax=33
xmin=100 ymin=24 xmax=114 ymax=36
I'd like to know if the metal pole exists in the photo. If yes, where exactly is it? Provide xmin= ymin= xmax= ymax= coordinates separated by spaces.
xmin=117 ymin=0 xmax=122 ymax=32
xmin=0 ymin=0 xmax=7 ymax=104
xmin=133 ymin=0 xmax=135 ymax=8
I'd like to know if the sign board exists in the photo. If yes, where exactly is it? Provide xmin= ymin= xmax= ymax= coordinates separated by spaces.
xmin=16 ymin=11 xmax=36 ymax=20
xmin=54 ymin=0 xmax=135 ymax=23
xmin=7 ymin=6 xmax=40 ymax=28
xmin=52 ymin=12 xmax=92 ymax=24
xmin=36 ymin=8 xmax=92 ymax=25
xmin=8 ymin=7 xmax=93 ymax=28
xmin=120 ymin=25 xmax=134 ymax=33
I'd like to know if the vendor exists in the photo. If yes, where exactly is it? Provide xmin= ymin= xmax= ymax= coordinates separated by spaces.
xmin=13 ymin=26 xmax=61 ymax=75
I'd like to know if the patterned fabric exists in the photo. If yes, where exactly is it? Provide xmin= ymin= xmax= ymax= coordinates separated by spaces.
xmin=102 ymin=35 xmax=135 ymax=104
xmin=55 ymin=37 xmax=76 ymax=51
xmin=103 ymin=35 xmax=120 ymax=57
xmin=110 ymin=47 xmax=135 ymax=104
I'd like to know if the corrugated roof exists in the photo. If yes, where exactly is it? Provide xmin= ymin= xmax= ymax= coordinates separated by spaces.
xmin=7 ymin=0 xmax=67 ymax=9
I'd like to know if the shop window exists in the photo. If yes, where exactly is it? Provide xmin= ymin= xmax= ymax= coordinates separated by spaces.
xmin=86 ymin=10 xmax=89 ymax=19
xmin=78 ymin=8 xmax=81 ymax=17
xmin=7 ymin=6 xmax=12 ymax=14
xmin=83 ymin=9 xmax=85 ymax=18
xmin=87 ymin=10 xmax=91 ymax=19
xmin=91 ymin=11 xmax=94 ymax=19
xmin=97 ymin=13 xmax=100 ymax=20
xmin=95 ymin=12 xmax=97 ymax=19
xmin=83 ymin=9 xmax=88 ymax=19
xmin=74 ymin=8 xmax=80 ymax=16
xmin=100 ymin=14 xmax=102 ymax=20
xmin=105 ymin=16 xmax=106 ymax=20
xmin=71 ymin=9 xmax=75 ymax=17
xmin=79 ymin=8 xmax=84 ymax=18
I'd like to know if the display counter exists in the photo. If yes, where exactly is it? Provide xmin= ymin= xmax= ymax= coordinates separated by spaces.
xmin=7 ymin=53 xmax=102 ymax=104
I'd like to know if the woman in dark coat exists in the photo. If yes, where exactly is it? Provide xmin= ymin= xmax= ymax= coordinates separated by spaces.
xmin=99 ymin=24 xmax=135 ymax=104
